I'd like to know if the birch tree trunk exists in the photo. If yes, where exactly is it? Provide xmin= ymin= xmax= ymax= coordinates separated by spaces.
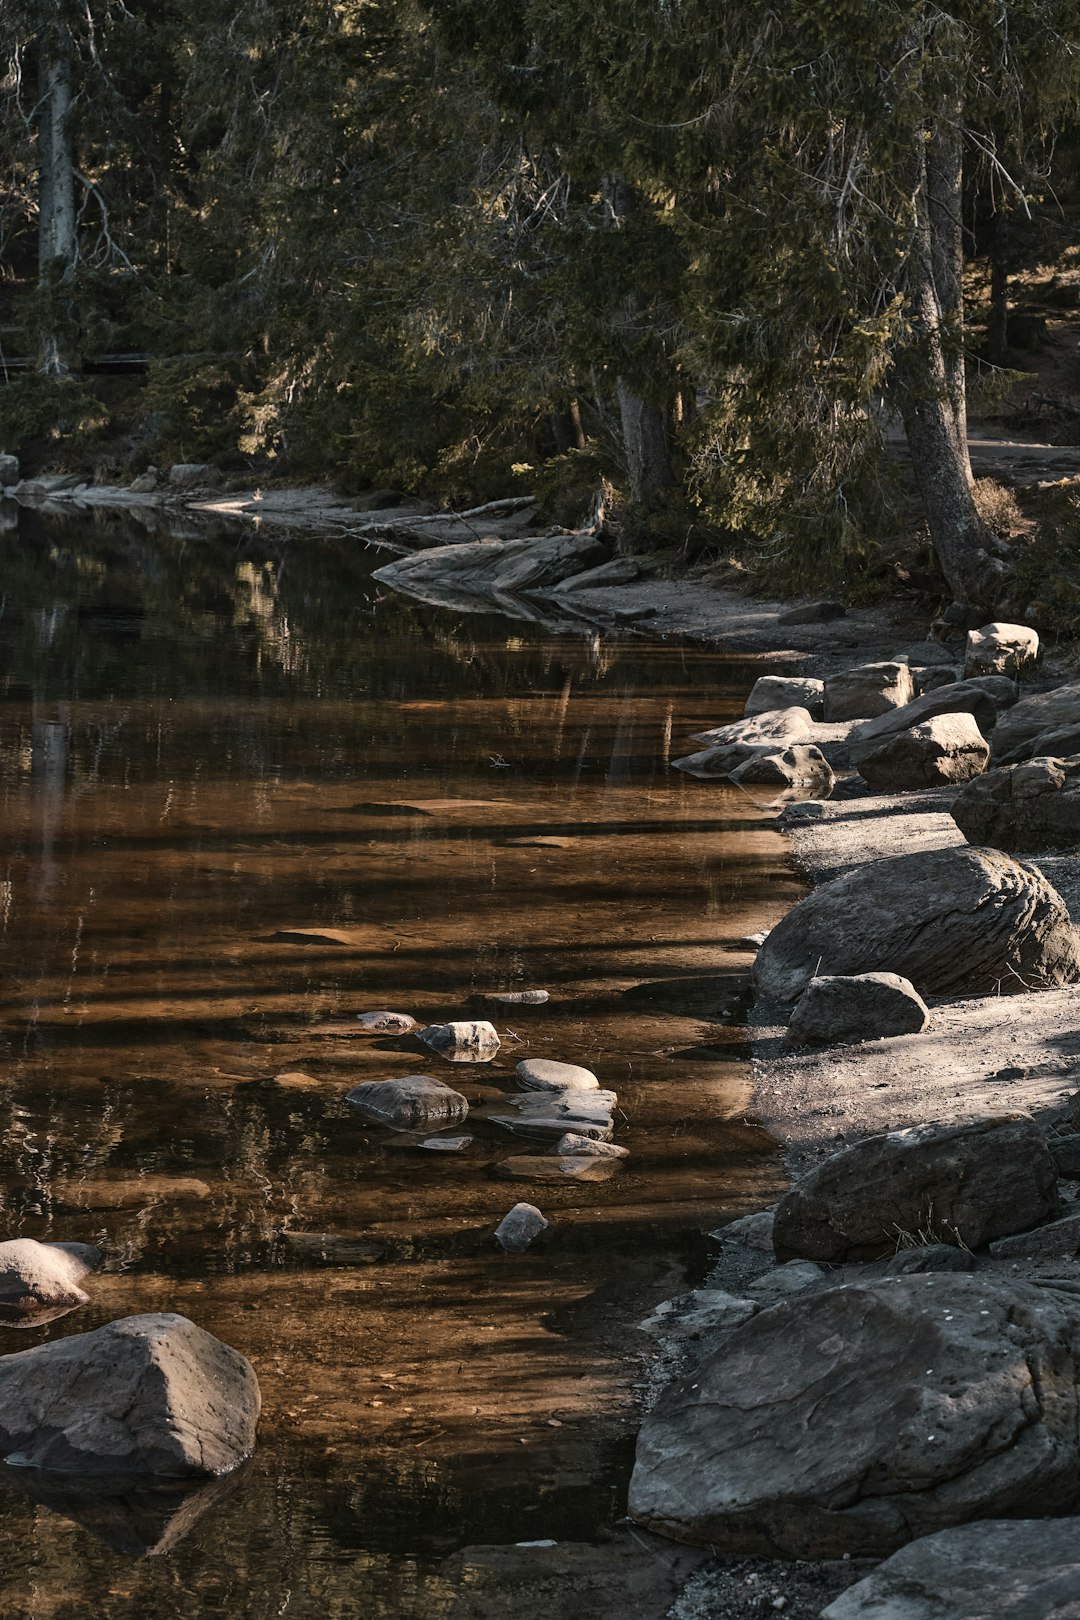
xmin=37 ymin=8 xmax=77 ymax=377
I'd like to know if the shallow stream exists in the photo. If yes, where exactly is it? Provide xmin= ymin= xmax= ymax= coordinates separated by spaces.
xmin=0 ymin=506 xmax=797 ymax=1616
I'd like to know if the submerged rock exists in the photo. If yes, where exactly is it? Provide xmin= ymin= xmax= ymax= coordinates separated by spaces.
xmin=494 ymin=1203 xmax=549 ymax=1253
xmin=478 ymin=989 xmax=550 ymax=1007
xmin=821 ymin=1519 xmax=1080 ymax=1620
xmin=629 ymin=1274 xmax=1080 ymax=1557
xmin=752 ymin=845 xmax=1080 ymax=1002
xmin=0 ymin=1240 xmax=102 ymax=1325
xmin=495 ymin=1155 xmax=620 ymax=1184
xmin=772 ymin=1114 xmax=1058 ymax=1262
xmin=784 ymin=972 xmax=928 ymax=1049
xmin=356 ymin=1010 xmax=418 ymax=1034
xmin=0 ymin=1313 xmax=259 ymax=1478
xmin=488 ymin=1090 xmax=615 ymax=1142
xmin=418 ymin=1021 xmax=501 ymax=1062
xmin=637 ymin=1289 xmax=759 ymax=1344
xmin=346 ymin=1074 xmax=469 ymax=1131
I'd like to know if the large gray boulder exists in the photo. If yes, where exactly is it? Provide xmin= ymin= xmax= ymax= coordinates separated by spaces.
xmin=628 ymin=1274 xmax=1080 ymax=1557
xmin=752 ymin=845 xmax=1080 ymax=1003
xmin=964 ymin=622 xmax=1040 ymax=680
xmin=848 ymin=682 xmax=999 ymax=768
xmin=0 ymin=1313 xmax=259 ymax=1477
xmin=992 ymin=680 xmax=1080 ymax=762
xmin=784 ymin=972 xmax=928 ymax=1049
xmin=729 ymin=744 xmax=835 ymax=794
xmin=824 ymin=662 xmax=915 ymax=722
xmin=744 ymin=676 xmax=825 ymax=720
xmin=772 ymin=1114 xmax=1058 ymax=1262
xmin=494 ymin=1202 xmax=548 ymax=1252
xmin=821 ymin=1519 xmax=1080 ymax=1619
xmin=857 ymin=713 xmax=989 ymax=792
xmin=346 ymin=1074 xmax=469 ymax=1131
xmin=0 ymin=1239 xmax=102 ymax=1324
xmin=952 ymin=756 xmax=1080 ymax=851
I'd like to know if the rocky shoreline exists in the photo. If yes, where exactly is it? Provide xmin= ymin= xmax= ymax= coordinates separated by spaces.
xmin=624 ymin=625 xmax=1080 ymax=1617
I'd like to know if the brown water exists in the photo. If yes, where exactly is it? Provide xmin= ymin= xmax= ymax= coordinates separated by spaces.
xmin=0 ymin=506 xmax=798 ymax=1616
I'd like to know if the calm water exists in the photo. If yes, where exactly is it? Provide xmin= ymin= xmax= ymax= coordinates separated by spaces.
xmin=0 ymin=504 xmax=798 ymax=1617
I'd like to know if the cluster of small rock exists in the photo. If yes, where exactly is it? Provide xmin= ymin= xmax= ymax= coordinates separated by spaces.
xmin=344 ymin=1007 xmax=627 ymax=1251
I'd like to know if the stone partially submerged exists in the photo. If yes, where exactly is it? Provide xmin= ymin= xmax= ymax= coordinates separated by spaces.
xmin=629 ymin=1274 xmax=1080 ymax=1557
xmin=752 ymin=845 xmax=1080 ymax=1002
xmin=418 ymin=1021 xmax=500 ymax=1062
xmin=771 ymin=1114 xmax=1058 ymax=1262
xmin=673 ymin=708 xmax=814 ymax=779
xmin=729 ymin=744 xmax=835 ymax=795
xmin=0 ymin=1240 xmax=103 ymax=1325
xmin=0 ymin=1313 xmax=259 ymax=1478
xmin=784 ymin=972 xmax=928 ymax=1049
xmin=821 ymin=1519 xmax=1080 ymax=1620
xmin=346 ymin=1075 xmax=469 ymax=1131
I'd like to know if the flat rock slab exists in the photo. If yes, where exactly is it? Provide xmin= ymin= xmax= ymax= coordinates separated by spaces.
xmin=418 ymin=1021 xmax=501 ymax=1062
xmin=822 ymin=1518 xmax=1080 ymax=1619
xmin=785 ymin=972 xmax=929 ymax=1049
xmin=629 ymin=1274 xmax=1080 ymax=1558
xmin=989 ymin=1211 xmax=1080 ymax=1259
xmin=772 ymin=1113 xmax=1058 ymax=1262
xmin=991 ymin=680 xmax=1080 ymax=760
xmin=554 ymin=1133 xmax=629 ymax=1158
xmin=752 ymin=844 xmax=1080 ymax=1003
xmin=488 ymin=1091 xmax=615 ymax=1142
xmin=516 ymin=1058 xmax=599 ymax=1093
xmin=478 ymin=989 xmax=550 ymax=1006
xmin=0 ymin=1313 xmax=259 ymax=1479
xmin=637 ymin=1289 xmax=759 ymax=1343
xmin=346 ymin=1075 xmax=469 ymax=1131
xmin=688 ymin=707 xmax=814 ymax=750
xmin=495 ymin=1155 xmax=620 ymax=1183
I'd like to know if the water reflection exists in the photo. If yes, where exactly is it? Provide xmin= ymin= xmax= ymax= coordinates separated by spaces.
xmin=0 ymin=506 xmax=798 ymax=1614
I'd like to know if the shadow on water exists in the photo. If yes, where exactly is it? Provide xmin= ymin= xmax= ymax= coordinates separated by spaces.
xmin=0 ymin=504 xmax=798 ymax=1615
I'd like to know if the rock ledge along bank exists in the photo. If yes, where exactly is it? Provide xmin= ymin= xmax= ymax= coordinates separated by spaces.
xmin=620 ymin=617 xmax=1080 ymax=1617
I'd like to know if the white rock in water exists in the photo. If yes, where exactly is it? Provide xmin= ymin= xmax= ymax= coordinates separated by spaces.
xmin=346 ymin=1074 xmax=468 ymax=1131
xmin=356 ymin=1010 xmax=417 ymax=1034
xmin=483 ymin=989 xmax=550 ymax=1007
xmin=494 ymin=1203 xmax=549 ymax=1253
xmin=554 ymin=1134 xmax=629 ymax=1158
xmin=490 ymin=1090 xmax=615 ymax=1142
xmin=0 ymin=1239 xmax=102 ymax=1323
xmin=516 ymin=1058 xmax=599 ymax=1093
xmin=418 ymin=1021 xmax=501 ymax=1062
xmin=0 ymin=1313 xmax=260 ymax=1478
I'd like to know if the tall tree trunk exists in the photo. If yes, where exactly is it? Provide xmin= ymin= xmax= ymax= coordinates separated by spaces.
xmin=897 ymin=113 xmax=1001 ymax=608
xmin=37 ymin=10 xmax=77 ymax=377
xmin=602 ymin=174 xmax=676 ymax=505
xmin=616 ymin=381 xmax=674 ymax=504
